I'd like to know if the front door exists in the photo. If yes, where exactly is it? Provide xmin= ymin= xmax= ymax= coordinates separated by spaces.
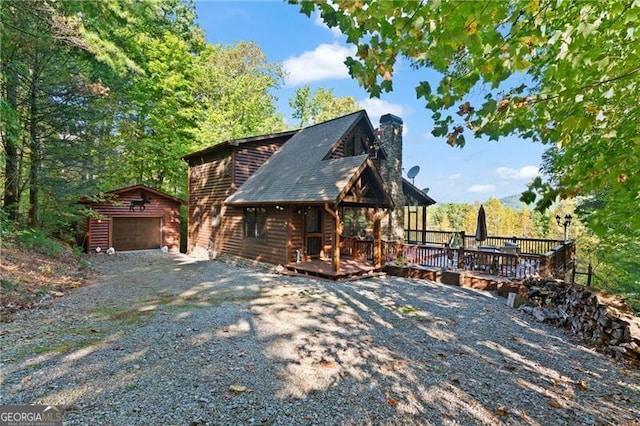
xmin=305 ymin=208 xmax=322 ymax=257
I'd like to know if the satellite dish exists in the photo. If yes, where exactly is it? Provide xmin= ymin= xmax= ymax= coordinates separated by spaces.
xmin=422 ymin=187 xmax=430 ymax=194
xmin=407 ymin=165 xmax=420 ymax=184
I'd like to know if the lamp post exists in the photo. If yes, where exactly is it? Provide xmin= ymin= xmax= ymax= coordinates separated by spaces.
xmin=555 ymin=214 xmax=572 ymax=241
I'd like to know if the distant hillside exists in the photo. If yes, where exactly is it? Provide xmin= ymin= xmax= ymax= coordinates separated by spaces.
xmin=499 ymin=194 xmax=528 ymax=210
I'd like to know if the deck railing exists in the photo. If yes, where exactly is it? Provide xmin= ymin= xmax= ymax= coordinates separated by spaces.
xmin=342 ymin=235 xmax=575 ymax=280
xmin=405 ymin=230 xmax=564 ymax=255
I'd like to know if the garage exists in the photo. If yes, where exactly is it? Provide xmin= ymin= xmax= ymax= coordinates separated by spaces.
xmin=112 ymin=217 xmax=162 ymax=251
xmin=80 ymin=184 xmax=184 ymax=253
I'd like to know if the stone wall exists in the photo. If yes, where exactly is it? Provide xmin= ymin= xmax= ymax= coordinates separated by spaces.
xmin=378 ymin=114 xmax=405 ymax=241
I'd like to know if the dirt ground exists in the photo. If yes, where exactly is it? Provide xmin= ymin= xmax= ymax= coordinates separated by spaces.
xmin=1 ymin=251 xmax=639 ymax=425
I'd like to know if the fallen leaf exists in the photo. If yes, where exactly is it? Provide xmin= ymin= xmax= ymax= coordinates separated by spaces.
xmin=319 ymin=360 xmax=336 ymax=368
xmin=548 ymin=399 xmax=563 ymax=408
xmin=222 ymin=328 xmax=229 ymax=333
xmin=387 ymin=398 xmax=397 ymax=407
xmin=495 ymin=406 xmax=509 ymax=416
xmin=229 ymin=385 xmax=247 ymax=393
xmin=363 ymin=337 xmax=374 ymax=343
xmin=451 ymin=377 xmax=460 ymax=385
xmin=577 ymin=380 xmax=588 ymax=390
xmin=437 ymin=353 xmax=446 ymax=358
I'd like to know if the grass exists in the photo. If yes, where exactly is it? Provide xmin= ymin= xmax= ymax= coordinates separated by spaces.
xmin=94 ymin=306 xmax=156 ymax=326
xmin=398 ymin=305 xmax=422 ymax=315
xmin=32 ymin=337 xmax=104 ymax=356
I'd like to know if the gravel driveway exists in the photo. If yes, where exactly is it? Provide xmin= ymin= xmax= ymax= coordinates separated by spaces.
xmin=1 ymin=251 xmax=639 ymax=425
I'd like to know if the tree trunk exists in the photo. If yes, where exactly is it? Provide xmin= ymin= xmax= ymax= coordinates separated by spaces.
xmin=2 ymin=63 xmax=21 ymax=221
xmin=27 ymin=56 xmax=40 ymax=227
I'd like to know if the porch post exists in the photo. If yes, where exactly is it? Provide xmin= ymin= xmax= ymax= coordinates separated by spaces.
xmin=324 ymin=203 xmax=341 ymax=273
xmin=373 ymin=218 xmax=382 ymax=267
xmin=373 ymin=208 xmax=389 ymax=268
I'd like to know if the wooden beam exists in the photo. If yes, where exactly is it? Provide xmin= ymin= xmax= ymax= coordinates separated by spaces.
xmin=373 ymin=208 xmax=389 ymax=267
xmin=341 ymin=196 xmax=389 ymax=205
xmin=324 ymin=203 xmax=341 ymax=273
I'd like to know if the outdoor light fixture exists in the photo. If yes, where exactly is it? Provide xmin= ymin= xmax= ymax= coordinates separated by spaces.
xmin=556 ymin=214 xmax=572 ymax=240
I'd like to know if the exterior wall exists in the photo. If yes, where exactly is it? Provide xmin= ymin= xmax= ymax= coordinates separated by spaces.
xmin=219 ymin=206 xmax=289 ymax=265
xmin=322 ymin=210 xmax=335 ymax=256
xmin=378 ymin=114 xmax=405 ymax=241
xmin=86 ymin=190 xmax=181 ymax=252
xmin=187 ymin=138 xmax=288 ymax=257
xmin=234 ymin=139 xmax=287 ymax=187
xmin=187 ymin=152 xmax=233 ymax=254
xmin=289 ymin=207 xmax=304 ymax=262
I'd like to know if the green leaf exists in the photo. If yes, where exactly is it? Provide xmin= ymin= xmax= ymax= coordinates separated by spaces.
xmin=416 ymin=81 xmax=431 ymax=99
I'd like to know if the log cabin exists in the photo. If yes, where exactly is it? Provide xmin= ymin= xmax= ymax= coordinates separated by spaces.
xmin=79 ymin=185 xmax=183 ymax=253
xmin=182 ymin=110 xmax=434 ymax=273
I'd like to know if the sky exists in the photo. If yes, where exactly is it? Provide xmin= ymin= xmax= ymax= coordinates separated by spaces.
xmin=194 ymin=1 xmax=547 ymax=204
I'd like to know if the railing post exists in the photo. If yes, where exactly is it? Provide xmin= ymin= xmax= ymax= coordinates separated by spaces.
xmin=587 ymin=263 xmax=593 ymax=286
xmin=539 ymin=255 xmax=548 ymax=277
xmin=457 ymin=231 xmax=466 ymax=270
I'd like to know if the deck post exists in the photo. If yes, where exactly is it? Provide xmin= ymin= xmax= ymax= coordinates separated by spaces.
xmin=324 ymin=203 xmax=341 ymax=273
xmin=457 ymin=231 xmax=466 ymax=270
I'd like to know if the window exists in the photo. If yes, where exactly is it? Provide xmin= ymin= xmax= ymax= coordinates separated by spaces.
xmin=244 ymin=207 xmax=266 ymax=239
xmin=344 ymin=135 xmax=362 ymax=157
xmin=306 ymin=209 xmax=321 ymax=233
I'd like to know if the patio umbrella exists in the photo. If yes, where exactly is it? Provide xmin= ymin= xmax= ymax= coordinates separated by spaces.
xmin=475 ymin=204 xmax=488 ymax=242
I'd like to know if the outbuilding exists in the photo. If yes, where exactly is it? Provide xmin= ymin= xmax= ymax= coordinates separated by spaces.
xmin=80 ymin=185 xmax=183 ymax=252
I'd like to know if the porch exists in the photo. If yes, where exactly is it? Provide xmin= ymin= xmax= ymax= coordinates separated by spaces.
xmin=296 ymin=231 xmax=575 ymax=284
xmin=285 ymin=257 xmax=377 ymax=280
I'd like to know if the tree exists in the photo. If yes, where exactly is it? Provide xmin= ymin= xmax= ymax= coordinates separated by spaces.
xmin=294 ymin=0 xmax=639 ymax=279
xmin=1 ymin=0 xmax=202 ymax=226
xmin=289 ymin=85 xmax=360 ymax=127
xmin=194 ymin=41 xmax=286 ymax=145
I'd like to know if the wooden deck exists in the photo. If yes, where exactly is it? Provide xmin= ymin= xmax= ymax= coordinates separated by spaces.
xmin=286 ymin=258 xmax=378 ymax=280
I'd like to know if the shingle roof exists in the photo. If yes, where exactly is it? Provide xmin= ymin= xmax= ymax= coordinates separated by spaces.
xmin=225 ymin=110 xmax=380 ymax=206
xmin=181 ymin=129 xmax=297 ymax=162
xmin=402 ymin=179 xmax=436 ymax=206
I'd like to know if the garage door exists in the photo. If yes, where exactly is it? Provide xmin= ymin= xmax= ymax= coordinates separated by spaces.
xmin=112 ymin=217 xmax=161 ymax=251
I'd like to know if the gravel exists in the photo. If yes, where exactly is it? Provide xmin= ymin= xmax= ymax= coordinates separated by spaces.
xmin=1 ymin=250 xmax=639 ymax=425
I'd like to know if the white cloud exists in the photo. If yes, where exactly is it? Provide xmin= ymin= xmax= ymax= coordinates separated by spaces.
xmin=314 ymin=12 xmax=342 ymax=37
xmin=468 ymin=184 xmax=496 ymax=193
xmin=359 ymin=98 xmax=409 ymax=126
xmin=496 ymin=166 xmax=539 ymax=179
xmin=448 ymin=173 xmax=461 ymax=180
xmin=283 ymin=43 xmax=356 ymax=86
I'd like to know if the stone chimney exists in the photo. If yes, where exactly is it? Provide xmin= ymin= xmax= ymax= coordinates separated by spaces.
xmin=378 ymin=113 xmax=405 ymax=241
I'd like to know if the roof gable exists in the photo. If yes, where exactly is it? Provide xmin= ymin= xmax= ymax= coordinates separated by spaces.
xmin=225 ymin=111 xmax=391 ymax=207
xmin=80 ymin=184 xmax=184 ymax=205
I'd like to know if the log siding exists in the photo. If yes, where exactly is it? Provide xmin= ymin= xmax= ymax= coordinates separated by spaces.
xmin=84 ymin=186 xmax=181 ymax=252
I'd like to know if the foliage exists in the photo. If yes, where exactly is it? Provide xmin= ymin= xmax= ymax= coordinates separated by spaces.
xmin=194 ymin=41 xmax=286 ymax=145
xmin=1 ymin=211 xmax=64 ymax=257
xmin=13 ymin=228 xmax=65 ymax=258
xmin=1 ymin=1 xmax=286 ymax=233
xmin=294 ymin=0 xmax=639 ymax=295
xmin=289 ymin=85 xmax=361 ymax=127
